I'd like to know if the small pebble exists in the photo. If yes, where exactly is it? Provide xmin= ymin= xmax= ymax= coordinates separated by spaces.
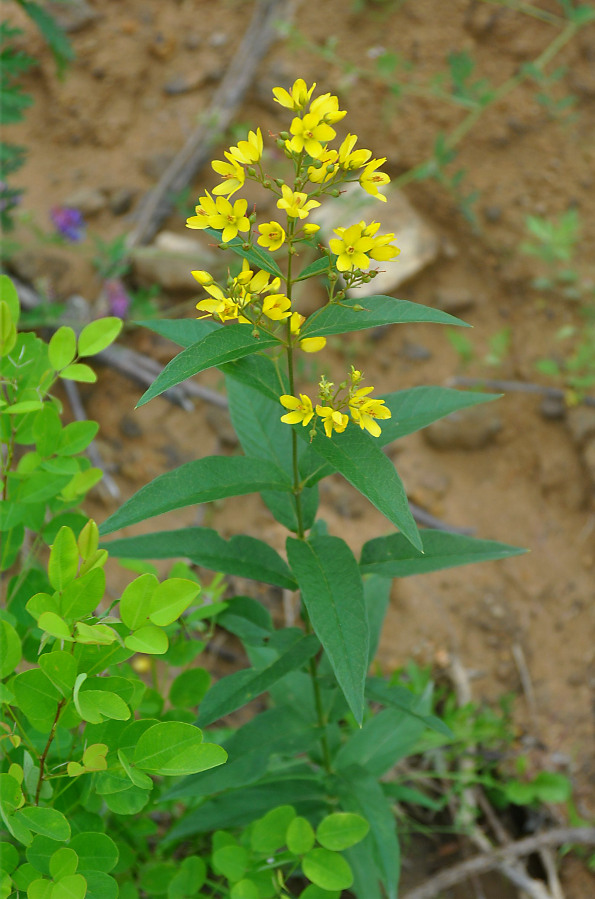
xmin=539 ymin=394 xmax=566 ymax=421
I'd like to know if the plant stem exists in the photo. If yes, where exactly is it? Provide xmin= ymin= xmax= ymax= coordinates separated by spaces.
xmin=35 ymin=698 xmax=65 ymax=805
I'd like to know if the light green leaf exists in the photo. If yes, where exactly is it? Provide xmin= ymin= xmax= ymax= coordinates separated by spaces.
xmin=286 ymin=536 xmax=368 ymax=725
xmin=101 ymin=528 xmax=297 ymax=590
xmin=27 ymin=878 xmax=53 ymax=899
xmin=59 ymin=364 xmax=97 ymax=384
xmin=169 ymin=669 xmax=210 ymax=709
xmin=33 ymin=405 xmax=62 ymax=458
xmin=302 ymin=849 xmax=353 ymax=891
xmin=197 ymin=633 xmax=320 ymax=727
xmin=360 ymin=530 xmax=526 ymax=577
xmin=75 ymin=687 xmax=130 ymax=725
xmin=211 ymin=845 xmax=248 ymax=883
xmin=50 ymin=873 xmax=87 ymax=899
xmin=48 ymin=527 xmax=79 ymax=591
xmin=298 ymin=426 xmax=421 ymax=550
xmin=377 ymin=387 xmax=501 ymax=446
xmin=0 ymin=274 xmax=20 ymax=324
xmin=148 ymin=578 xmax=200 ymax=627
xmin=82 ymin=871 xmax=117 ymax=899
xmin=166 ymin=857 xmax=206 ymax=899
xmin=38 ymin=612 xmax=73 ymax=641
xmin=0 ymin=301 xmax=17 ymax=355
xmin=133 ymin=722 xmax=227 ymax=776
xmin=0 ymin=619 xmax=21 ymax=678
xmin=124 ymin=626 xmax=168 ymax=655
xmin=229 ymin=880 xmax=258 ymax=899
xmin=316 ymin=813 xmax=369 ymax=851
xmin=74 ymin=623 xmax=117 ymax=646
xmin=136 ymin=325 xmax=281 ymax=408
xmin=300 ymin=295 xmax=468 ymax=339
xmin=78 ymin=318 xmax=122 ymax=357
xmin=15 ymin=808 xmax=70 ymax=842
xmin=250 ymin=805 xmax=296 ymax=854
xmin=48 ymin=328 xmax=76 ymax=371
xmin=99 ymin=457 xmax=292 ymax=535
xmin=299 ymin=886 xmax=340 ymax=899
xmin=119 ymin=574 xmax=158 ymax=631
xmin=12 ymin=670 xmax=61 ymax=731
xmin=59 ymin=568 xmax=106 ymax=620
xmin=205 ymin=227 xmax=283 ymax=277
xmin=38 ymin=652 xmax=77 ymax=698
xmin=69 ymin=833 xmax=119 ymax=874
xmin=58 ymin=422 xmax=99 ymax=456
xmin=49 ymin=849 xmax=78 ymax=881
xmin=286 ymin=817 xmax=315 ymax=855
xmin=117 ymin=751 xmax=152 ymax=790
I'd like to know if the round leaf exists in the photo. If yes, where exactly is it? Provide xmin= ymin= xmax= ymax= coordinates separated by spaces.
xmin=27 ymin=878 xmax=53 ymax=899
xmin=49 ymin=849 xmax=78 ymax=881
xmin=230 ymin=880 xmax=259 ymax=899
xmin=302 ymin=849 xmax=353 ymax=891
xmin=50 ymin=873 xmax=86 ymax=899
xmin=286 ymin=817 xmax=315 ymax=855
xmin=212 ymin=845 xmax=248 ymax=883
xmin=133 ymin=722 xmax=227 ymax=776
xmin=15 ymin=808 xmax=70 ymax=842
xmin=78 ymin=318 xmax=122 ymax=357
xmin=81 ymin=871 xmax=117 ymax=899
xmin=250 ymin=805 xmax=296 ymax=854
xmin=316 ymin=813 xmax=369 ymax=851
xmin=169 ymin=669 xmax=210 ymax=709
xmin=0 ymin=274 xmax=20 ymax=324
xmin=0 ymin=619 xmax=21 ymax=678
xmin=48 ymin=327 xmax=76 ymax=371
xmin=38 ymin=612 xmax=73 ymax=641
xmin=299 ymin=886 xmax=340 ymax=899
xmin=124 ymin=626 xmax=168 ymax=656
xmin=148 ymin=579 xmax=200 ymax=628
xmin=59 ymin=364 xmax=97 ymax=384
xmin=166 ymin=857 xmax=206 ymax=899
xmin=48 ymin=527 xmax=79 ymax=591
xmin=119 ymin=575 xmax=157 ymax=631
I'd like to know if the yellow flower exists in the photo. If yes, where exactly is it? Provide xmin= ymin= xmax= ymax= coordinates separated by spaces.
xmin=228 ymin=128 xmax=263 ymax=165
xmin=196 ymin=295 xmax=244 ymax=323
xmin=360 ymin=158 xmax=390 ymax=201
xmin=257 ymin=221 xmax=286 ymax=251
xmin=191 ymin=270 xmax=214 ymax=286
xmin=329 ymin=223 xmax=376 ymax=272
xmin=280 ymin=393 xmax=314 ymax=426
xmin=310 ymin=92 xmax=347 ymax=124
xmin=186 ymin=192 xmax=218 ymax=230
xmin=338 ymin=133 xmax=372 ymax=171
xmin=211 ymin=153 xmax=245 ymax=197
xmin=290 ymin=311 xmax=305 ymax=334
xmin=262 ymin=293 xmax=291 ymax=321
xmin=361 ymin=222 xmax=400 ymax=262
xmin=307 ymin=147 xmax=338 ymax=183
xmin=288 ymin=114 xmax=336 ymax=158
xmin=316 ymin=405 xmax=348 ymax=438
xmin=300 ymin=336 xmax=327 ymax=353
xmin=350 ymin=398 xmax=391 ymax=438
xmin=277 ymin=185 xmax=320 ymax=219
xmin=303 ymin=223 xmax=320 ymax=236
xmin=273 ymin=79 xmax=316 ymax=111
xmin=208 ymin=196 xmax=251 ymax=242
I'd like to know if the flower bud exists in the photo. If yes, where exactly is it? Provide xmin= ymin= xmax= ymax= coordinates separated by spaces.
xmin=330 ymin=189 xmax=341 ymax=197
xmin=275 ymin=138 xmax=286 ymax=149
xmin=274 ymin=178 xmax=285 ymax=187
xmin=247 ymin=166 xmax=256 ymax=177
xmin=263 ymin=179 xmax=272 ymax=188
xmin=279 ymin=131 xmax=290 ymax=141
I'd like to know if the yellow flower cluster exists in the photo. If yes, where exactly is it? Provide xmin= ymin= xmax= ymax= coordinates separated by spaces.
xmin=329 ymin=221 xmax=400 ymax=273
xmin=280 ymin=368 xmax=391 ymax=439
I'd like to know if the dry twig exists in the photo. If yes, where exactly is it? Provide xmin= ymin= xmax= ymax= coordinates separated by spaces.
xmin=448 ymin=376 xmax=595 ymax=408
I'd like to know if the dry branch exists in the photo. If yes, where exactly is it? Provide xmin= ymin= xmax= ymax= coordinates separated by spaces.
xmin=448 ymin=376 xmax=595 ymax=408
xmin=400 ymin=828 xmax=595 ymax=899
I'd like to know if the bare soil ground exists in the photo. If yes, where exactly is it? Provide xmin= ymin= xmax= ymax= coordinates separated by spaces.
xmin=5 ymin=0 xmax=595 ymax=895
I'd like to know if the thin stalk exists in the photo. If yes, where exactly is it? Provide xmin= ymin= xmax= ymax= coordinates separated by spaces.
xmin=35 ymin=698 xmax=65 ymax=805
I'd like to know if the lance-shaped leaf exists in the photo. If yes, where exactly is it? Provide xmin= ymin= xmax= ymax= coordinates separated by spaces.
xmin=297 ymin=426 xmax=421 ymax=551
xmin=136 ymin=324 xmax=281 ymax=407
xmin=286 ymin=536 xmax=368 ymax=725
xmin=139 ymin=318 xmax=220 ymax=349
xmin=377 ymin=386 xmax=501 ymax=446
xmin=360 ymin=530 xmax=526 ymax=578
xmin=99 ymin=457 xmax=292 ymax=535
xmin=221 ymin=353 xmax=287 ymax=403
xmin=197 ymin=632 xmax=320 ymax=727
xmin=101 ymin=528 xmax=296 ymax=590
xmin=300 ymin=295 xmax=468 ymax=339
xmin=205 ymin=227 xmax=283 ymax=277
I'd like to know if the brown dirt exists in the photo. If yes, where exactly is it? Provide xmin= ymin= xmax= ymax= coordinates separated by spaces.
xmin=5 ymin=0 xmax=595 ymax=894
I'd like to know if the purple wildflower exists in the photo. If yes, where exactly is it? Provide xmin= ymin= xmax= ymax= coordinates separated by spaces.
xmin=50 ymin=206 xmax=86 ymax=242
xmin=104 ymin=278 xmax=131 ymax=319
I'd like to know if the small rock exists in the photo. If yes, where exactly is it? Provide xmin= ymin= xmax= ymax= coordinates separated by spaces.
xmin=63 ymin=187 xmax=107 ymax=216
xmin=131 ymin=240 xmax=215 ymax=292
xmin=206 ymin=408 xmax=238 ymax=448
xmin=209 ymin=32 xmax=229 ymax=48
xmin=164 ymin=72 xmax=204 ymax=95
xmin=142 ymin=152 xmax=175 ymax=181
xmin=434 ymin=288 xmax=478 ymax=315
xmin=109 ymin=187 xmax=136 ymax=216
xmin=46 ymin=0 xmax=99 ymax=32
xmin=399 ymin=340 xmax=432 ymax=362
xmin=423 ymin=404 xmax=502 ymax=451
xmin=566 ymin=406 xmax=595 ymax=449
xmin=539 ymin=394 xmax=567 ymax=421
xmin=154 ymin=231 xmax=209 ymax=256
xmin=483 ymin=205 xmax=502 ymax=223
xmin=119 ymin=415 xmax=143 ymax=439
xmin=312 ymin=185 xmax=440 ymax=296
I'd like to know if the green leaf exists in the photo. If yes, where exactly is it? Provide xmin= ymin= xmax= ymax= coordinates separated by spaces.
xmin=12 ymin=670 xmax=61 ymax=731
xmin=205 ymin=227 xmax=283 ymax=277
xmin=360 ymin=530 xmax=526 ymax=578
xmin=229 ymin=881 xmax=259 ymax=899
xmin=299 ymin=887 xmax=340 ymax=899
xmin=69 ymin=833 xmax=119 ymax=874
xmin=59 ymin=364 xmax=97 ymax=384
xmin=138 ymin=318 xmax=220 ymax=349
xmin=59 ymin=569 xmax=106 ymax=620
xmin=82 ymin=871 xmax=117 ymax=899
xmin=133 ymin=722 xmax=227 ymax=776
xmin=101 ymin=528 xmax=297 ymax=590
xmin=18 ymin=1 xmax=74 ymax=75
xmin=14 ymin=808 xmax=70 ymax=842
xmin=48 ymin=327 xmax=76 ymax=371
xmin=212 ymin=845 xmax=248 ymax=883
xmin=77 ymin=318 xmax=122 ymax=357
xmin=364 ymin=575 xmax=391 ymax=666
xmin=365 ymin=679 xmax=453 ymax=738
xmin=197 ymin=633 xmax=320 ymax=727
xmin=0 ymin=619 xmax=21 ymax=678
xmin=38 ymin=651 xmax=77 ymax=698
xmin=124 ymin=626 xmax=168 ymax=656
xmin=169 ymin=669 xmax=210 ymax=709
xmin=38 ymin=611 xmax=73 ymax=641
xmin=118 ymin=574 xmax=157 ymax=630
xmin=136 ymin=325 xmax=281 ymax=408
xmin=99 ymin=457 xmax=292 ymax=535
xmin=295 ymin=255 xmax=332 ymax=282
xmin=376 ymin=387 xmax=501 ymax=446
xmin=286 ymin=536 xmax=368 ymax=725
xmin=0 ymin=274 xmax=20 ymax=325
xmin=286 ymin=816 xmax=315 ymax=854
xmin=48 ymin=527 xmax=79 ymax=591
xmin=28 ymin=878 xmax=53 ymax=899
xmin=302 ymin=849 xmax=353 ymax=891
xmin=316 ymin=813 xmax=370 ymax=851
xmin=58 ymin=422 xmax=99 ymax=456
xmin=250 ymin=805 xmax=296 ymax=854
xmin=50 ymin=873 xmax=87 ymax=899
xmin=300 ymin=295 xmax=468 ymax=339
xmin=221 ymin=353 xmax=286 ymax=403
xmin=149 ymin=578 xmax=200 ymax=627
xmin=33 ymin=405 xmax=62 ymax=458
xmin=166 ymin=857 xmax=206 ymax=899
xmin=49 ymin=849 xmax=78 ymax=881
xmin=335 ymin=708 xmax=426 ymax=776
xmin=297 ymin=427 xmax=421 ymax=551
xmin=75 ymin=687 xmax=130 ymax=725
